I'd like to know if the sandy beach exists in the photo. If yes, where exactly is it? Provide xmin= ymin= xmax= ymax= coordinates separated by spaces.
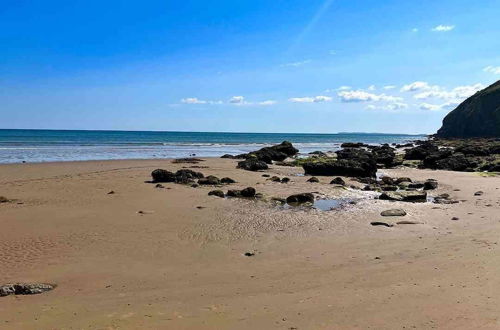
xmin=1 ymin=157 xmax=500 ymax=329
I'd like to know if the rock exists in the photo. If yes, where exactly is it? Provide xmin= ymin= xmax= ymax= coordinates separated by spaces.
xmin=173 ymin=169 xmax=204 ymax=184
xmin=220 ymin=177 xmax=236 ymax=184
xmin=309 ymin=151 xmax=327 ymax=157
xmin=363 ymin=184 xmax=379 ymax=191
xmin=341 ymin=142 xmax=368 ymax=148
xmin=451 ymin=217 xmax=460 ymax=221
xmin=380 ymin=176 xmax=395 ymax=185
xmin=0 ymin=196 xmax=10 ymax=203
xmin=271 ymin=197 xmax=287 ymax=204
xmin=381 ymin=185 xmax=398 ymax=191
xmin=379 ymin=191 xmax=427 ymax=203
xmin=151 ymin=169 xmax=176 ymax=182
xmin=404 ymin=142 xmax=439 ymax=160
xmin=240 ymin=187 xmax=256 ymax=197
xmin=269 ymin=176 xmax=281 ymax=182
xmin=198 ymin=175 xmax=220 ymax=185
xmin=397 ymin=221 xmax=422 ymax=225
xmin=221 ymin=154 xmax=236 ymax=159
xmin=191 ymin=183 xmax=199 ymax=188
xmin=433 ymin=194 xmax=459 ymax=204
xmin=455 ymin=144 xmax=490 ymax=156
xmin=307 ymin=177 xmax=319 ymax=183
xmin=208 ymin=190 xmax=225 ymax=198
xmin=240 ymin=141 xmax=299 ymax=163
xmin=370 ymin=221 xmax=393 ymax=227
xmin=474 ymin=191 xmax=484 ymax=196
xmin=244 ymin=252 xmax=255 ymax=257
xmin=408 ymin=182 xmax=425 ymax=189
xmin=371 ymin=145 xmax=400 ymax=168
xmin=0 ymin=283 xmax=54 ymax=297
xmin=155 ymin=184 xmax=164 ymax=188
xmin=281 ymin=177 xmax=290 ymax=183
xmin=436 ymin=80 xmax=500 ymax=138
xmin=262 ymin=174 xmax=271 ymax=177
xmin=381 ymin=209 xmax=407 ymax=216
xmin=423 ymin=179 xmax=438 ymax=190
xmin=226 ymin=190 xmax=242 ymax=197
xmin=237 ymin=159 xmax=269 ymax=171
xmin=303 ymin=159 xmax=377 ymax=178
xmin=286 ymin=193 xmax=314 ymax=204
xmin=330 ymin=177 xmax=345 ymax=185
xmin=395 ymin=177 xmax=412 ymax=184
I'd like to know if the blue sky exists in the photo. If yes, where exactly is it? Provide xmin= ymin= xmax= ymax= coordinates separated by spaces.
xmin=1 ymin=0 xmax=499 ymax=134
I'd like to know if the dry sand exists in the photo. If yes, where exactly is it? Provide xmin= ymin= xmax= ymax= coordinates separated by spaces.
xmin=1 ymin=158 xmax=500 ymax=329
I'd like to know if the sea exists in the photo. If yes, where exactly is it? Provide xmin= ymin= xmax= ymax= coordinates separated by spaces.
xmin=0 ymin=129 xmax=426 ymax=164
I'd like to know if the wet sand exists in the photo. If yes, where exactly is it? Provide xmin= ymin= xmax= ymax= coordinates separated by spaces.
xmin=1 ymin=158 xmax=500 ymax=329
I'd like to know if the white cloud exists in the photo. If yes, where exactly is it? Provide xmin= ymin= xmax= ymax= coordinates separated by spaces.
xmin=419 ymin=100 xmax=460 ymax=111
xmin=367 ymin=85 xmax=376 ymax=91
xmin=414 ymin=83 xmax=484 ymax=100
xmin=229 ymin=96 xmax=245 ymax=104
xmin=484 ymin=66 xmax=500 ymax=74
xmin=289 ymin=95 xmax=333 ymax=103
xmin=338 ymin=90 xmax=402 ymax=103
xmin=258 ymin=100 xmax=277 ymax=106
xmin=366 ymin=102 xmax=408 ymax=111
xmin=400 ymin=81 xmax=437 ymax=92
xmin=419 ymin=103 xmax=442 ymax=111
xmin=412 ymin=28 xmax=419 ymax=33
xmin=383 ymin=85 xmax=397 ymax=90
xmin=181 ymin=97 xmax=207 ymax=104
xmin=281 ymin=60 xmax=312 ymax=67
xmin=431 ymin=25 xmax=455 ymax=32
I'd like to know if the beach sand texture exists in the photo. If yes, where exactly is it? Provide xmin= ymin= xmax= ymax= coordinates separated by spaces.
xmin=1 ymin=158 xmax=500 ymax=329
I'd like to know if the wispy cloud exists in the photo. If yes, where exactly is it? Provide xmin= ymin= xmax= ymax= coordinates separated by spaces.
xmin=400 ymin=81 xmax=437 ymax=92
xmin=181 ymin=97 xmax=207 ymax=104
xmin=338 ymin=90 xmax=402 ymax=103
xmin=431 ymin=25 xmax=455 ymax=32
xmin=411 ymin=28 xmax=419 ymax=33
xmin=258 ymin=100 xmax=277 ymax=106
xmin=366 ymin=102 xmax=408 ymax=111
xmin=484 ymin=66 xmax=500 ymax=74
xmin=383 ymin=85 xmax=397 ymax=90
xmin=281 ymin=60 xmax=312 ymax=67
xmin=289 ymin=95 xmax=333 ymax=103
xmin=419 ymin=100 xmax=460 ymax=111
xmin=413 ymin=83 xmax=484 ymax=100
xmin=180 ymin=96 xmax=276 ymax=107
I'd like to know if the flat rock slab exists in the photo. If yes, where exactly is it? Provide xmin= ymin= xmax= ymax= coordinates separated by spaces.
xmin=381 ymin=209 xmax=407 ymax=217
xmin=379 ymin=191 xmax=427 ymax=203
xmin=0 ymin=283 xmax=55 ymax=297
xmin=370 ymin=221 xmax=394 ymax=227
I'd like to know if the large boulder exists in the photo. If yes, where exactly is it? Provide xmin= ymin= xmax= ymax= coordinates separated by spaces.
xmin=237 ymin=158 xmax=269 ymax=171
xmin=242 ymin=141 xmax=299 ymax=163
xmin=303 ymin=158 xmax=377 ymax=178
xmin=436 ymin=80 xmax=500 ymax=137
xmin=151 ymin=169 xmax=204 ymax=183
xmin=404 ymin=142 xmax=439 ymax=160
xmin=371 ymin=144 xmax=400 ymax=168
xmin=434 ymin=154 xmax=477 ymax=171
xmin=286 ymin=193 xmax=315 ymax=204
xmin=151 ymin=169 xmax=176 ymax=182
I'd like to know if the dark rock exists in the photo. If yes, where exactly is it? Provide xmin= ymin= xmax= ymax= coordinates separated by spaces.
xmin=330 ymin=177 xmax=346 ymax=185
xmin=240 ymin=187 xmax=256 ymax=197
xmin=226 ymin=190 xmax=242 ymax=197
xmin=370 ymin=221 xmax=394 ymax=227
xmin=269 ymin=176 xmax=281 ymax=182
xmin=421 ymin=149 xmax=454 ymax=168
xmin=173 ymin=169 xmax=205 ymax=184
xmin=433 ymin=194 xmax=459 ymax=204
xmin=262 ymin=174 xmax=271 ymax=177
xmin=423 ymin=179 xmax=438 ymax=190
xmin=221 ymin=154 xmax=236 ymax=159
xmin=191 ymin=183 xmax=199 ymax=188
xmin=198 ymin=175 xmax=220 ymax=185
xmin=404 ymin=142 xmax=439 ymax=160
xmin=379 ymin=191 xmax=427 ymax=203
xmin=408 ymin=182 xmax=425 ymax=189
xmin=341 ymin=142 xmax=367 ymax=148
xmin=455 ymin=144 xmax=490 ymax=156
xmin=107 ymin=191 xmax=115 ymax=194
xmin=286 ymin=193 xmax=314 ymax=204
xmin=220 ymin=177 xmax=236 ymax=184
xmin=303 ymin=159 xmax=377 ymax=178
xmin=237 ymin=159 xmax=269 ymax=171
xmin=380 ymin=176 xmax=395 ymax=185
xmin=244 ymin=252 xmax=255 ymax=257
xmin=434 ymin=154 xmax=477 ymax=171
xmin=474 ymin=191 xmax=484 ymax=196
xmin=381 ymin=209 xmax=407 ymax=216
xmin=451 ymin=217 xmax=460 ymax=221
xmin=372 ymin=145 xmax=400 ymax=168
xmin=208 ymin=190 xmax=225 ymax=198
xmin=381 ymin=185 xmax=398 ymax=191
xmin=271 ymin=197 xmax=287 ymax=204
xmin=0 ymin=283 xmax=54 ymax=297
xmin=281 ymin=177 xmax=290 ymax=183
xmin=363 ymin=184 xmax=379 ymax=191
xmin=436 ymin=80 xmax=500 ymax=138
xmin=397 ymin=221 xmax=422 ymax=225
xmin=151 ymin=169 xmax=176 ymax=182
xmin=309 ymin=151 xmax=327 ymax=157
xmin=155 ymin=184 xmax=165 ymax=188
xmin=240 ymin=141 xmax=299 ymax=163
xmin=0 ymin=196 xmax=9 ymax=203
xmin=395 ymin=177 xmax=412 ymax=184
xmin=307 ymin=177 xmax=320 ymax=183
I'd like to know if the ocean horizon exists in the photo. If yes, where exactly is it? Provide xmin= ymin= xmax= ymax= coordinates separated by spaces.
xmin=0 ymin=129 xmax=427 ymax=164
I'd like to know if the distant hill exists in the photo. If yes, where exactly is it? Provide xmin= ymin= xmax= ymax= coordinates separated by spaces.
xmin=436 ymin=80 xmax=500 ymax=138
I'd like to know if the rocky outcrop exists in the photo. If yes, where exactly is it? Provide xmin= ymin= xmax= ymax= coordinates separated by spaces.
xmin=303 ymin=159 xmax=377 ymax=178
xmin=436 ymin=80 xmax=500 ymax=138
xmin=237 ymin=158 xmax=269 ymax=171
xmin=239 ymin=141 xmax=299 ymax=164
xmin=151 ymin=169 xmax=204 ymax=183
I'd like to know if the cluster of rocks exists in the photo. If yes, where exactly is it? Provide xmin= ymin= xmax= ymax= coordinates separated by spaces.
xmin=208 ymin=187 xmax=258 ymax=199
xmin=1 ymin=283 xmax=54 ymax=297
xmin=224 ymin=141 xmax=299 ymax=172
xmin=359 ymin=176 xmax=438 ymax=193
xmin=268 ymin=176 xmax=290 ymax=183
xmin=151 ymin=169 xmax=235 ymax=186
xmin=404 ymin=139 xmax=500 ymax=172
xmin=302 ymin=144 xmax=401 ymax=178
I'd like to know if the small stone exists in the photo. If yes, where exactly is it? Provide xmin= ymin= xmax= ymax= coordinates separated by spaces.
xmin=208 ymin=190 xmax=225 ymax=198
xmin=423 ymin=179 xmax=438 ymax=190
xmin=220 ymin=177 xmax=236 ymax=184
xmin=155 ymin=184 xmax=165 ymax=188
xmin=244 ymin=252 xmax=255 ymax=257
xmin=107 ymin=191 xmax=115 ymax=194
xmin=330 ymin=177 xmax=345 ymax=185
xmin=307 ymin=177 xmax=320 ymax=183
xmin=0 ymin=196 xmax=10 ymax=203
xmin=474 ymin=191 xmax=484 ymax=196
xmin=286 ymin=193 xmax=314 ymax=204
xmin=262 ymin=174 xmax=271 ymax=177
xmin=0 ymin=283 xmax=55 ymax=297
xmin=451 ymin=217 xmax=460 ymax=221
xmin=370 ymin=221 xmax=394 ymax=227
xmin=281 ymin=177 xmax=290 ymax=183
xmin=397 ymin=221 xmax=422 ymax=225
xmin=240 ymin=187 xmax=256 ymax=197
xmin=380 ymin=209 xmax=407 ymax=217
xmin=269 ymin=176 xmax=281 ymax=182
